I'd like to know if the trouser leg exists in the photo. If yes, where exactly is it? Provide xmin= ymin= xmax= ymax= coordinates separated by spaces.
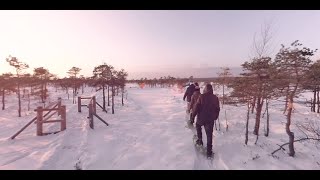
xmin=196 ymin=123 xmax=202 ymax=141
xmin=204 ymin=122 xmax=214 ymax=154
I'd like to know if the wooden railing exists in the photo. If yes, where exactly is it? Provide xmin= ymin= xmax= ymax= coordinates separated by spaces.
xmin=78 ymin=96 xmax=108 ymax=129
xmin=11 ymin=98 xmax=66 ymax=139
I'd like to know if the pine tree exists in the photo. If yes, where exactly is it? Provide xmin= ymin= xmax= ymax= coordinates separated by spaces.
xmin=6 ymin=56 xmax=29 ymax=117
xmin=274 ymin=40 xmax=317 ymax=156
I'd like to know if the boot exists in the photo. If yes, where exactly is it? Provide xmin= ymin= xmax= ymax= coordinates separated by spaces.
xmin=207 ymin=149 xmax=213 ymax=158
xmin=189 ymin=113 xmax=194 ymax=124
xmin=196 ymin=139 xmax=203 ymax=146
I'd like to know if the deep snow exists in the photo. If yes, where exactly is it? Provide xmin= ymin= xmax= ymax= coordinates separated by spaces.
xmin=0 ymin=84 xmax=319 ymax=170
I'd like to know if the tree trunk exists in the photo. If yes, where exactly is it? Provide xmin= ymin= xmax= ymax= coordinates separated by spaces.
xmin=112 ymin=85 xmax=114 ymax=114
xmin=82 ymin=84 xmax=84 ymax=94
xmin=253 ymin=97 xmax=264 ymax=136
xmin=44 ymin=81 xmax=47 ymax=100
xmin=72 ymin=88 xmax=75 ymax=104
xmin=116 ymin=86 xmax=119 ymax=96
xmin=121 ymin=89 xmax=124 ymax=106
xmin=2 ymin=89 xmax=5 ymax=110
xmin=18 ymin=83 xmax=21 ymax=117
xmin=283 ymin=86 xmax=289 ymax=114
xmin=286 ymin=94 xmax=295 ymax=157
xmin=107 ymin=85 xmax=110 ymax=106
xmin=102 ymin=84 xmax=106 ymax=111
xmin=264 ymin=99 xmax=269 ymax=137
xmin=28 ymin=93 xmax=30 ymax=111
xmin=245 ymin=101 xmax=250 ymax=145
xmin=41 ymin=83 xmax=44 ymax=103
xmin=74 ymin=86 xmax=77 ymax=104
xmin=313 ymin=88 xmax=317 ymax=112
xmin=284 ymin=96 xmax=288 ymax=114
xmin=251 ymin=96 xmax=256 ymax=114
xmin=222 ymin=83 xmax=225 ymax=107
xmin=317 ymin=89 xmax=320 ymax=113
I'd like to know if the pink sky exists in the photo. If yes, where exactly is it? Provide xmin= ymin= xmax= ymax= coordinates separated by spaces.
xmin=1 ymin=10 xmax=320 ymax=79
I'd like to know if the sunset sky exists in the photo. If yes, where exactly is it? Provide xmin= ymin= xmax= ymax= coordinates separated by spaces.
xmin=1 ymin=10 xmax=320 ymax=79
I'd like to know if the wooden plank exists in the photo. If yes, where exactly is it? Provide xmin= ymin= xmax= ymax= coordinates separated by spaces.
xmin=96 ymin=101 xmax=104 ymax=110
xmin=34 ymin=106 xmax=59 ymax=112
xmin=34 ymin=111 xmax=58 ymax=124
xmin=37 ymin=107 xmax=43 ymax=136
xmin=42 ymin=120 xmax=62 ymax=123
xmin=45 ymin=101 xmax=57 ymax=109
xmin=61 ymin=106 xmax=66 ymax=131
xmin=44 ymin=111 xmax=58 ymax=121
xmin=93 ymin=113 xmax=109 ymax=126
xmin=78 ymin=96 xmax=81 ymax=112
xmin=43 ymin=103 xmax=58 ymax=116
xmin=10 ymin=117 xmax=37 ymax=139
xmin=93 ymin=96 xmax=97 ymax=114
xmin=88 ymin=103 xmax=94 ymax=129
xmin=42 ymin=131 xmax=61 ymax=136
xmin=58 ymin=97 xmax=61 ymax=116
xmin=42 ymin=108 xmax=60 ymax=111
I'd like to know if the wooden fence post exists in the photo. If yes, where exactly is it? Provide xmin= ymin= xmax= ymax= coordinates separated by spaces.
xmin=61 ymin=105 xmax=66 ymax=131
xmin=93 ymin=96 xmax=96 ymax=114
xmin=78 ymin=96 xmax=81 ymax=112
xmin=36 ymin=106 xmax=43 ymax=136
xmin=58 ymin=97 xmax=62 ymax=116
xmin=88 ymin=103 xmax=94 ymax=129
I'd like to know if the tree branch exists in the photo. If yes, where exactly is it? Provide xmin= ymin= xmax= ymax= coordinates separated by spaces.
xmin=271 ymin=137 xmax=320 ymax=156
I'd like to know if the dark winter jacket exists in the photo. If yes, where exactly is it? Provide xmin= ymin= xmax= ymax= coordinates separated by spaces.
xmin=192 ymin=90 xmax=220 ymax=126
xmin=183 ymin=84 xmax=195 ymax=102
xmin=188 ymin=91 xmax=201 ymax=112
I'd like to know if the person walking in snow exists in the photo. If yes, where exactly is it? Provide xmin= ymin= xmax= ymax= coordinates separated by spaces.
xmin=191 ymin=83 xmax=220 ymax=158
xmin=187 ymin=85 xmax=201 ymax=125
xmin=183 ymin=82 xmax=198 ymax=112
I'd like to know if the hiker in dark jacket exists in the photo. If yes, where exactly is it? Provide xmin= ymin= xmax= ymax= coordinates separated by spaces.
xmin=184 ymin=82 xmax=199 ymax=113
xmin=183 ymin=83 xmax=195 ymax=102
xmin=191 ymin=83 xmax=220 ymax=158
xmin=188 ymin=86 xmax=201 ymax=125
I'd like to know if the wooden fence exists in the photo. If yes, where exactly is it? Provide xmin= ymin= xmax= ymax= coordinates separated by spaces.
xmin=11 ymin=98 xmax=66 ymax=139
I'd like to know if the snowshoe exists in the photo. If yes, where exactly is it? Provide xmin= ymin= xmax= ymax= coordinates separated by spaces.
xmin=196 ymin=139 xmax=203 ymax=146
xmin=207 ymin=152 xmax=214 ymax=159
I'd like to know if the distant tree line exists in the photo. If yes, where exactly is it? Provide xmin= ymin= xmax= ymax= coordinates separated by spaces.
xmin=0 ymin=58 xmax=128 ymax=116
xmin=127 ymin=76 xmax=189 ymax=88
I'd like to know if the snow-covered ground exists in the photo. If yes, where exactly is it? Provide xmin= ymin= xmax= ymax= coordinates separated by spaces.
xmin=0 ymin=84 xmax=319 ymax=170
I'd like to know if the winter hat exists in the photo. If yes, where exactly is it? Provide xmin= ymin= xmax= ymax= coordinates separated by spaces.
xmin=203 ymin=84 xmax=213 ymax=94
